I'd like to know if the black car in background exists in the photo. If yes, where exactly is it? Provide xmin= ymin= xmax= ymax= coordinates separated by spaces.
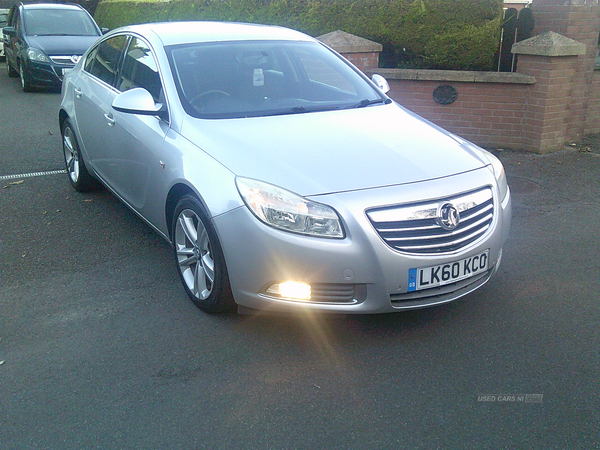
xmin=3 ymin=2 xmax=102 ymax=91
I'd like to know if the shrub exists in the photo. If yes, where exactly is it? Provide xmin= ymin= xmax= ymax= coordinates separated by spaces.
xmin=423 ymin=19 xmax=502 ymax=70
xmin=94 ymin=0 xmax=503 ymax=70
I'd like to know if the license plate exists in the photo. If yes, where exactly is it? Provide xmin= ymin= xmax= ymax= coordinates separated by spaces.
xmin=407 ymin=250 xmax=489 ymax=292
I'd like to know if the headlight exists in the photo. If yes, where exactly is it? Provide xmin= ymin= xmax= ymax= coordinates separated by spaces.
xmin=485 ymin=152 xmax=509 ymax=202
xmin=27 ymin=47 xmax=49 ymax=63
xmin=236 ymin=177 xmax=344 ymax=238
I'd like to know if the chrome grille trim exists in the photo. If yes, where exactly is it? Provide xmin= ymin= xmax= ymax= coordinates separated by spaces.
xmin=385 ymin=212 xmax=493 ymax=242
xmin=49 ymin=56 xmax=78 ymax=65
xmin=395 ymin=226 xmax=489 ymax=252
xmin=367 ymin=188 xmax=494 ymax=254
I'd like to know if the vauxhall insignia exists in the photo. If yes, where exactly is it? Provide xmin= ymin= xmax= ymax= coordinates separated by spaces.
xmin=70 ymin=55 xmax=81 ymax=64
xmin=437 ymin=203 xmax=460 ymax=230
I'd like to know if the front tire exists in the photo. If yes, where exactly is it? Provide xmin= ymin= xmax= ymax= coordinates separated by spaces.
xmin=172 ymin=195 xmax=234 ymax=313
xmin=6 ymin=59 xmax=18 ymax=77
xmin=19 ymin=62 xmax=34 ymax=92
xmin=61 ymin=119 xmax=98 ymax=192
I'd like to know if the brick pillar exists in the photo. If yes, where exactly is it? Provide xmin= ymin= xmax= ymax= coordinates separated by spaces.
xmin=532 ymin=0 xmax=600 ymax=139
xmin=513 ymin=32 xmax=586 ymax=153
xmin=316 ymin=30 xmax=382 ymax=72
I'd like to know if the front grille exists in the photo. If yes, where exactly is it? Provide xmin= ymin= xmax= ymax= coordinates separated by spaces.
xmin=49 ymin=56 xmax=78 ymax=65
xmin=367 ymin=188 xmax=494 ymax=254
xmin=311 ymin=283 xmax=358 ymax=303
xmin=50 ymin=57 xmax=77 ymax=81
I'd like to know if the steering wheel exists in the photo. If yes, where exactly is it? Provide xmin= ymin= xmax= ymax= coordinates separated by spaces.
xmin=189 ymin=90 xmax=231 ymax=108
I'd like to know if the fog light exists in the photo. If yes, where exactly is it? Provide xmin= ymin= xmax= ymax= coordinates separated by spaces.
xmin=266 ymin=281 xmax=311 ymax=301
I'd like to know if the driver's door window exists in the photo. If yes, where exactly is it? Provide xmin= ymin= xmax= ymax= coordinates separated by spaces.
xmin=117 ymin=37 xmax=163 ymax=103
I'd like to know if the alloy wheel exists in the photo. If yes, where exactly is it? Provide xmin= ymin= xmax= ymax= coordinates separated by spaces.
xmin=174 ymin=208 xmax=215 ymax=300
xmin=62 ymin=126 xmax=80 ymax=183
xmin=19 ymin=64 xmax=25 ymax=90
xmin=18 ymin=63 xmax=32 ymax=92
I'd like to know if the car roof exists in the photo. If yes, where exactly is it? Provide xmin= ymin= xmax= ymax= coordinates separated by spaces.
xmin=21 ymin=3 xmax=85 ymax=11
xmin=112 ymin=21 xmax=314 ymax=46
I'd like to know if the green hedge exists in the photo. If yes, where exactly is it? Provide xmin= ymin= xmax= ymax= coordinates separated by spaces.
xmin=94 ymin=0 xmax=503 ymax=70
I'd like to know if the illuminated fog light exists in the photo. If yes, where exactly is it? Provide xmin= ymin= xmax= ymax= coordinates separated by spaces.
xmin=266 ymin=282 xmax=312 ymax=300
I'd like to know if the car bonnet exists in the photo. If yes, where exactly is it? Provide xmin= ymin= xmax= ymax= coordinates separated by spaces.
xmin=25 ymin=35 xmax=100 ymax=56
xmin=179 ymin=102 xmax=489 ymax=196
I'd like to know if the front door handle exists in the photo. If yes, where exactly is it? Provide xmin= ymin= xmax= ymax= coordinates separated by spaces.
xmin=104 ymin=113 xmax=115 ymax=127
xmin=74 ymin=87 xmax=82 ymax=99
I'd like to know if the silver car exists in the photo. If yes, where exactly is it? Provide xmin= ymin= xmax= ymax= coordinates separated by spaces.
xmin=59 ymin=22 xmax=511 ymax=314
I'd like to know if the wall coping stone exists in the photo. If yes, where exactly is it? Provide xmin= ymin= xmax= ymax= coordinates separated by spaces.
xmin=365 ymin=68 xmax=536 ymax=85
xmin=512 ymin=31 xmax=586 ymax=57
xmin=317 ymin=30 xmax=383 ymax=54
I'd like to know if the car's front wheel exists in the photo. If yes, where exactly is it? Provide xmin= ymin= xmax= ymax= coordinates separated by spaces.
xmin=172 ymin=195 xmax=235 ymax=313
xmin=61 ymin=119 xmax=98 ymax=192
xmin=6 ymin=59 xmax=18 ymax=77
xmin=19 ymin=62 xmax=34 ymax=92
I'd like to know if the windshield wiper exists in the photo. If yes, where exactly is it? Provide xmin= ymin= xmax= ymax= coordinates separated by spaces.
xmin=260 ymin=105 xmax=341 ymax=117
xmin=290 ymin=105 xmax=340 ymax=114
xmin=345 ymin=98 xmax=391 ymax=109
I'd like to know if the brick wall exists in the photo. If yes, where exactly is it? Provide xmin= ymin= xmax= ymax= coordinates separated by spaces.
xmin=371 ymin=70 xmax=534 ymax=150
xmin=534 ymin=0 xmax=600 ymax=140
xmin=586 ymin=71 xmax=600 ymax=135
xmin=516 ymin=52 xmax=582 ymax=152
xmin=344 ymin=52 xmax=380 ymax=73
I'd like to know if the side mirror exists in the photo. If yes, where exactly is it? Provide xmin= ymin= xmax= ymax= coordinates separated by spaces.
xmin=101 ymin=27 xmax=109 ymax=35
xmin=3 ymin=26 xmax=16 ymax=37
xmin=112 ymin=88 xmax=167 ymax=120
xmin=371 ymin=74 xmax=390 ymax=94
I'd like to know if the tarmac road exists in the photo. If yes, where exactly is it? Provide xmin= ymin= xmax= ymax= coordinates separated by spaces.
xmin=1 ymin=62 xmax=599 ymax=449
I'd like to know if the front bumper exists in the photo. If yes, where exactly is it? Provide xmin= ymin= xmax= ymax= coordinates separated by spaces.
xmin=214 ymin=167 xmax=511 ymax=314
xmin=23 ymin=59 xmax=75 ymax=88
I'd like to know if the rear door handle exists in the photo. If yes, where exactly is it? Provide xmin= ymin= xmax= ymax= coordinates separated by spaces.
xmin=74 ymin=87 xmax=82 ymax=99
xmin=104 ymin=113 xmax=115 ymax=127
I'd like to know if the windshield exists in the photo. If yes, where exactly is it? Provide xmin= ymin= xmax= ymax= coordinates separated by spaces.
xmin=168 ymin=40 xmax=384 ymax=119
xmin=23 ymin=9 xmax=99 ymax=37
